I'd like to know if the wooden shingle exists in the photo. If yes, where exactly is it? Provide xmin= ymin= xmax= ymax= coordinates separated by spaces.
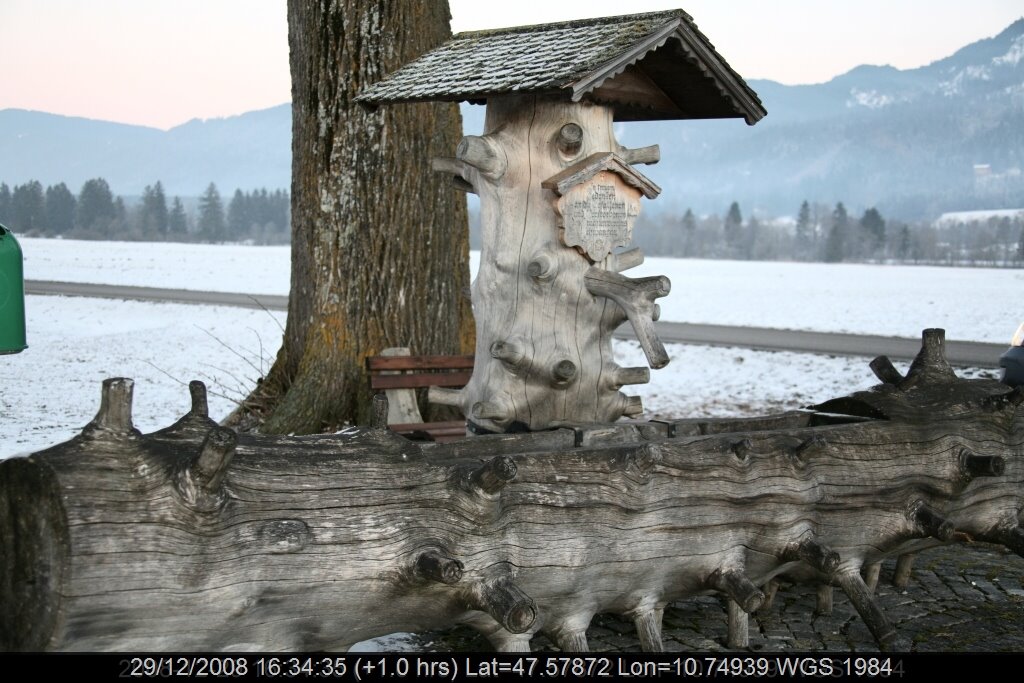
xmin=357 ymin=9 xmax=765 ymax=124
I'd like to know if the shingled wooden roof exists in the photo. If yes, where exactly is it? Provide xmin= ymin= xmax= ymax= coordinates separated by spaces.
xmin=357 ymin=9 xmax=765 ymax=124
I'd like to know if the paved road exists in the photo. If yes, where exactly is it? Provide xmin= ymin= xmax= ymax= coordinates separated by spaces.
xmin=26 ymin=279 xmax=1007 ymax=367
xmin=650 ymin=321 xmax=1005 ymax=368
xmin=26 ymin=279 xmax=289 ymax=312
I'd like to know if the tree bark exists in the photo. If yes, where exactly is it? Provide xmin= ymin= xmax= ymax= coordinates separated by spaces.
xmin=229 ymin=0 xmax=474 ymax=434
xmin=4 ymin=331 xmax=1023 ymax=652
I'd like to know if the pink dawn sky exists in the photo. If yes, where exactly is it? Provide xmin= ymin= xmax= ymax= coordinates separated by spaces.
xmin=2 ymin=0 xmax=1022 ymax=130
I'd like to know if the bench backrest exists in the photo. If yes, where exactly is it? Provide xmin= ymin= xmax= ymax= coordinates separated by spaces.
xmin=366 ymin=354 xmax=475 ymax=390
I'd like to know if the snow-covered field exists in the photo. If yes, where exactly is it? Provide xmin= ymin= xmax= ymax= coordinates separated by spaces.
xmin=22 ymin=238 xmax=292 ymax=295
xmin=2 ymin=296 xmax=286 ymax=458
xmin=21 ymin=237 xmax=1020 ymax=342
xmin=2 ymin=238 xmax=1012 ymax=459
xmin=631 ymin=256 xmax=1021 ymax=344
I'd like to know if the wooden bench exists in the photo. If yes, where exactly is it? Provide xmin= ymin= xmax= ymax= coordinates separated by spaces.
xmin=366 ymin=347 xmax=473 ymax=442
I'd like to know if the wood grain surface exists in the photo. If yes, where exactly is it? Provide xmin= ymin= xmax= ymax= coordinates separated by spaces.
xmin=3 ymin=331 xmax=1023 ymax=652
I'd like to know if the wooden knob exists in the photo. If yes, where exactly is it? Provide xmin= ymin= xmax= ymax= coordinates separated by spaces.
xmin=556 ymin=123 xmax=583 ymax=156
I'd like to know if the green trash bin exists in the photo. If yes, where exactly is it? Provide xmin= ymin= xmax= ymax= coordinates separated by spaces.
xmin=0 ymin=223 xmax=27 ymax=354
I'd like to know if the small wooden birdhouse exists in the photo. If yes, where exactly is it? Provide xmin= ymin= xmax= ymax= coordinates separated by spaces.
xmin=360 ymin=10 xmax=764 ymax=433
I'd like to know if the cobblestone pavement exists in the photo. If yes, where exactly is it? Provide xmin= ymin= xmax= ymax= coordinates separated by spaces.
xmin=404 ymin=544 xmax=1024 ymax=653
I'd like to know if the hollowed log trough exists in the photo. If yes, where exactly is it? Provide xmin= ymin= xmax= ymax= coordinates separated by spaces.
xmin=2 ymin=329 xmax=1023 ymax=652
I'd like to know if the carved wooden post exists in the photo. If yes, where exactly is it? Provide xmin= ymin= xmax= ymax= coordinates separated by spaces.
xmin=444 ymin=96 xmax=669 ymax=432
xmin=358 ymin=10 xmax=765 ymax=433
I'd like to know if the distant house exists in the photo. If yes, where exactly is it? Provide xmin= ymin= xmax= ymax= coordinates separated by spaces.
xmin=358 ymin=9 xmax=765 ymax=124
xmin=934 ymin=208 xmax=1024 ymax=228
xmin=973 ymin=164 xmax=1023 ymax=197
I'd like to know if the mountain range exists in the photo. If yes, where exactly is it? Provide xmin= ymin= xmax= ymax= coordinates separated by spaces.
xmin=2 ymin=18 xmax=1023 ymax=220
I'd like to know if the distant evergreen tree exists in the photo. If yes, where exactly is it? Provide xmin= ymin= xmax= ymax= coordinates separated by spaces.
xmin=744 ymin=216 xmax=760 ymax=260
xmin=0 ymin=183 xmax=11 ymax=224
xmin=682 ymin=208 xmax=697 ymax=232
xmin=169 ymin=197 xmax=189 ymax=236
xmin=219 ymin=187 xmax=292 ymax=243
xmin=897 ymin=225 xmax=912 ymax=261
xmin=45 ymin=182 xmax=76 ymax=235
xmin=724 ymin=201 xmax=743 ymax=256
xmin=140 ymin=181 xmax=169 ymax=237
xmin=0 ymin=178 xmax=289 ymax=243
xmin=823 ymin=202 xmax=848 ymax=263
xmin=681 ymin=208 xmax=696 ymax=256
xmin=77 ymin=178 xmax=117 ymax=234
xmin=112 ymin=196 xmax=128 ymax=236
xmin=796 ymin=200 xmax=811 ymax=236
xmin=254 ymin=189 xmax=268 ymax=223
xmin=227 ymin=189 xmax=251 ymax=239
xmin=11 ymin=181 xmax=46 ymax=233
xmin=1018 ymin=225 xmax=1024 ymax=261
xmin=795 ymin=200 xmax=812 ymax=259
xmin=197 ymin=182 xmax=226 ymax=242
xmin=859 ymin=207 xmax=886 ymax=256
xmin=271 ymin=189 xmax=290 ymax=237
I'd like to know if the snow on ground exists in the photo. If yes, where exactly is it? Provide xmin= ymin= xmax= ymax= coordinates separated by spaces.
xmin=628 ymin=256 xmax=1021 ymax=344
xmin=20 ymin=238 xmax=1021 ymax=342
xmin=2 ymin=239 xmax=1009 ymax=651
xmin=1 ymin=296 xmax=286 ymax=458
xmin=2 ymin=295 xmax=1000 ymax=460
xmin=21 ymin=238 xmax=291 ymax=294
xmin=620 ymin=339 xmax=887 ymax=419
xmin=4 ymin=238 xmax=1010 ymax=459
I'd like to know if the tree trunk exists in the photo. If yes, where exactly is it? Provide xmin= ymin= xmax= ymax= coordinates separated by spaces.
xmin=229 ymin=0 xmax=474 ymax=434
xmin=4 ymin=331 xmax=1023 ymax=652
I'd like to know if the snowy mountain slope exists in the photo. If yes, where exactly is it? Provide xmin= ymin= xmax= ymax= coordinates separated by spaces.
xmin=2 ymin=19 xmax=1022 ymax=218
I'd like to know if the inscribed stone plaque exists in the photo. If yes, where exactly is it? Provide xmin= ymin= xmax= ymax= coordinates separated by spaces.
xmin=556 ymin=171 xmax=641 ymax=261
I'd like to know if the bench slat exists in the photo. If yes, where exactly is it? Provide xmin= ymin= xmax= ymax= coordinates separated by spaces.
xmin=370 ymin=371 xmax=473 ymax=390
xmin=367 ymin=355 xmax=474 ymax=371
xmin=366 ymin=351 xmax=473 ymax=442
xmin=389 ymin=420 xmax=467 ymax=442
xmin=389 ymin=420 xmax=466 ymax=432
